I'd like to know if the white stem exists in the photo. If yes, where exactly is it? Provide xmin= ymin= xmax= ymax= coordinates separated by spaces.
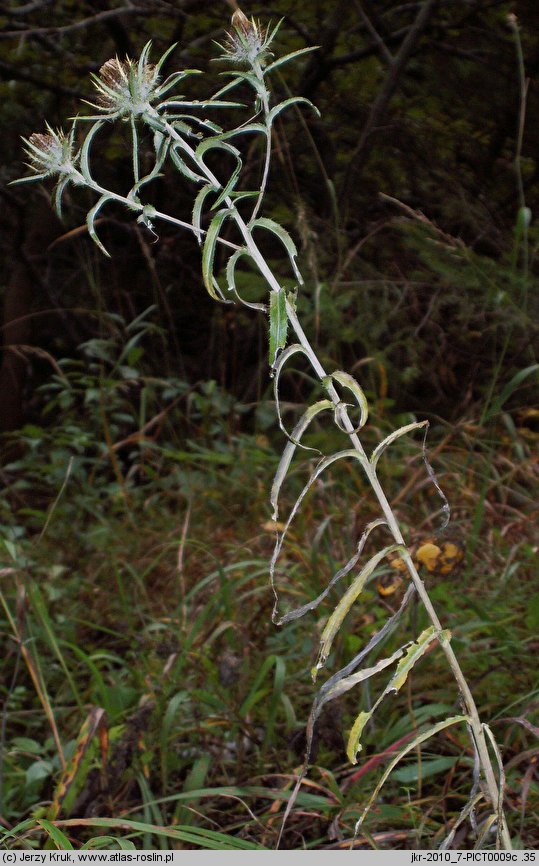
xmin=77 ymin=170 xmax=241 ymax=250
xmin=143 ymin=105 xmax=512 ymax=850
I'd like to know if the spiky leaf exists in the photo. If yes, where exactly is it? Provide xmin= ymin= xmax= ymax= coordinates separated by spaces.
xmin=201 ymin=209 xmax=232 ymax=300
xmin=268 ymin=288 xmax=288 ymax=367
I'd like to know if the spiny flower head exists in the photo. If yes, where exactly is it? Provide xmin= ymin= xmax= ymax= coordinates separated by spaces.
xmin=218 ymin=8 xmax=274 ymax=67
xmin=21 ymin=124 xmax=78 ymax=180
xmin=89 ymin=48 xmax=159 ymax=119
xmin=85 ymin=42 xmax=183 ymax=120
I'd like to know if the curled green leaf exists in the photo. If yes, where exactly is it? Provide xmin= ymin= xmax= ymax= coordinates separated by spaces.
xmin=87 ymin=194 xmax=113 ymax=257
xmin=225 ymin=247 xmax=267 ymax=311
xmin=250 ymin=217 xmax=303 ymax=285
xmin=370 ymin=420 xmax=429 ymax=471
xmin=201 ymin=208 xmax=233 ymax=301
xmin=80 ymin=120 xmax=106 ymax=184
xmin=192 ymin=184 xmax=218 ymax=244
xmin=267 ymin=96 xmax=320 ymax=126
xmin=323 ymin=370 xmax=368 ymax=434
xmin=270 ymin=399 xmax=333 ymax=520
xmin=271 ymin=342 xmax=312 ymax=437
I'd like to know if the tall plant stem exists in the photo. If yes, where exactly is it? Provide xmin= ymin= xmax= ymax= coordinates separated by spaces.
xmin=286 ymin=300 xmax=511 ymax=849
xmin=148 ymin=106 xmax=511 ymax=850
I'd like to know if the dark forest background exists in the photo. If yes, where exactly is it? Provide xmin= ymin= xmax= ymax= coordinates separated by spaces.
xmin=1 ymin=0 xmax=538 ymax=430
xmin=0 ymin=0 xmax=538 ymax=851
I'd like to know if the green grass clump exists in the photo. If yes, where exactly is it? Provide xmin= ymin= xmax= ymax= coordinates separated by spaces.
xmin=1 ymin=371 xmax=537 ymax=848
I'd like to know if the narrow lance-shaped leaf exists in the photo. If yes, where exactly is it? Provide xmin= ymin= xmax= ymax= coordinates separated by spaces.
xmin=210 ymin=76 xmax=245 ymax=101
xmin=270 ymin=449 xmax=369 ymax=624
xmin=169 ymin=115 xmax=223 ymax=135
xmin=192 ymin=184 xmax=218 ymax=244
xmin=262 ymin=16 xmax=284 ymax=51
xmin=276 ymin=518 xmax=387 ymax=626
xmin=267 ymin=96 xmax=320 ymax=127
xmin=54 ymin=176 xmax=71 ymax=219
xmin=127 ymin=132 xmax=169 ymax=201
xmin=225 ymin=247 xmax=267 ymax=312
xmin=277 ymin=641 xmax=409 ymax=841
xmin=10 ymin=170 xmax=49 ymax=186
xmin=323 ymin=370 xmax=368 ymax=434
xmin=137 ymin=40 xmax=152 ymax=80
xmin=270 ymin=398 xmax=333 ymax=519
xmin=482 ymin=722 xmax=507 ymax=849
xmin=387 ymin=626 xmax=441 ymax=692
xmin=211 ymin=127 xmax=268 ymax=209
xmin=271 ymin=342 xmax=311 ymax=436
xmin=487 ymin=362 xmax=539 ymax=420
xmin=201 ymin=209 xmax=232 ymax=301
xmin=87 ymin=195 xmax=113 ymax=258
xmin=347 ymin=627 xmax=451 ymax=764
xmin=318 ymin=582 xmax=415 ymax=708
xmin=218 ymin=69 xmax=268 ymax=102
xmin=170 ymin=146 xmax=207 ymax=187
xmin=264 ymin=47 xmax=320 ymax=76
xmin=152 ymin=41 xmax=179 ymax=78
xmin=80 ymin=120 xmax=106 ymax=184
xmin=314 ymin=543 xmax=405 ymax=677
xmin=370 ymin=420 xmax=428 ymax=471
xmin=213 ymin=154 xmax=242 ymax=210
xmin=155 ymin=69 xmax=203 ymax=101
xmin=157 ymin=98 xmax=244 ymax=110
xmin=474 ymin=814 xmax=501 ymax=850
xmin=420 ymin=422 xmax=450 ymax=532
xmin=325 ymin=641 xmax=415 ymax=762
xmin=346 ymin=712 xmax=373 ymax=764
xmin=268 ymin=288 xmax=288 ymax=368
xmin=275 ymin=582 xmax=415 ymax=849
xmin=250 ymin=217 xmax=303 ymax=285
xmin=321 ymin=640 xmax=404 ymax=711
xmin=439 ymin=793 xmax=485 ymax=851
xmin=216 ymin=123 xmax=268 ymax=142
xmin=195 ymin=137 xmax=240 ymax=180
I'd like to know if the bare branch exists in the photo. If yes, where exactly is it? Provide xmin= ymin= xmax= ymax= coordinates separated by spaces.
xmin=339 ymin=0 xmax=439 ymax=207
xmin=354 ymin=0 xmax=394 ymax=65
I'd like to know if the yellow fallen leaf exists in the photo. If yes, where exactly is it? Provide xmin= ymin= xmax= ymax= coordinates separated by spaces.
xmin=390 ymin=557 xmax=407 ymax=572
xmin=261 ymin=520 xmax=286 ymax=532
xmin=416 ymin=542 xmax=442 ymax=572
xmin=377 ymin=573 xmax=404 ymax=597
xmin=438 ymin=541 xmax=463 ymax=574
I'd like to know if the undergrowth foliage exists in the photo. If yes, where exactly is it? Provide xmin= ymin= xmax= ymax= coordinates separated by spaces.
xmin=13 ymin=8 xmax=513 ymax=850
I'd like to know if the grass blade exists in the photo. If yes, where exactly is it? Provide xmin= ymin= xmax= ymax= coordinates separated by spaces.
xmin=353 ymin=716 xmax=469 ymax=839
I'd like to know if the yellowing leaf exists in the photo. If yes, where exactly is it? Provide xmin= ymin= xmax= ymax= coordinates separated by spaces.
xmin=387 ymin=626 xmax=443 ymax=693
xmin=438 ymin=542 xmax=463 ymax=575
xmin=416 ymin=542 xmax=442 ymax=572
xmin=390 ymin=556 xmax=407 ymax=573
xmin=376 ymin=573 xmax=404 ymax=597
xmin=346 ymin=711 xmax=372 ymax=764
xmin=315 ymin=544 xmax=403 ymax=676
xmin=261 ymin=520 xmax=286 ymax=532
xmin=48 ymin=707 xmax=108 ymax=820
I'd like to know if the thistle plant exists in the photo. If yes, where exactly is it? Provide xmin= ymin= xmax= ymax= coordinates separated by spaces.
xmin=14 ymin=9 xmax=512 ymax=849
